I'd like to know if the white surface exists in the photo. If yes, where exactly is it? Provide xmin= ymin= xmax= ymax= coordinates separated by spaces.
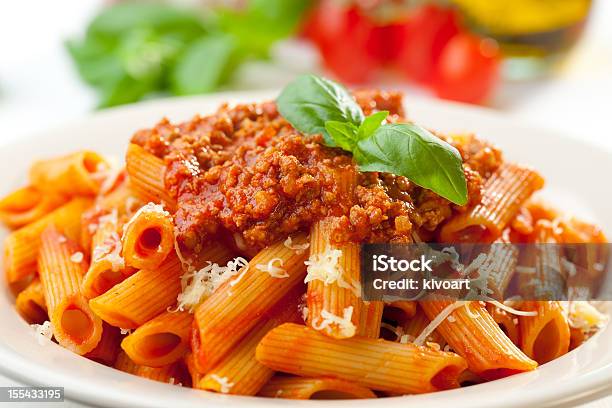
xmin=0 ymin=92 xmax=612 ymax=407
xmin=1 ymin=0 xmax=612 ymax=406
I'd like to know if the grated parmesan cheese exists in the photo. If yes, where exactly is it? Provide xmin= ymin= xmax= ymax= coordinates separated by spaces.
xmin=70 ymin=252 xmax=84 ymax=263
xmin=283 ymin=236 xmax=310 ymax=254
xmin=312 ymin=306 xmax=356 ymax=337
xmin=93 ymin=231 xmax=124 ymax=271
xmin=256 ymin=258 xmax=289 ymax=278
xmin=209 ymin=374 xmax=234 ymax=394
xmin=57 ymin=235 xmax=67 ymax=244
xmin=32 ymin=321 xmax=53 ymax=345
xmin=304 ymin=247 xmax=361 ymax=297
xmin=380 ymin=322 xmax=404 ymax=341
xmin=414 ymin=302 xmax=469 ymax=346
xmin=515 ymin=265 xmax=536 ymax=275
xmin=176 ymin=257 xmax=249 ymax=312
xmin=168 ymin=377 xmax=182 ymax=387
xmin=301 ymin=306 xmax=309 ymax=322
xmin=120 ymin=328 xmax=132 ymax=335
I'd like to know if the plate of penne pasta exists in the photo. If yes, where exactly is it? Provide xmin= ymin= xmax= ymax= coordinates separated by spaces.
xmin=0 ymin=75 xmax=611 ymax=408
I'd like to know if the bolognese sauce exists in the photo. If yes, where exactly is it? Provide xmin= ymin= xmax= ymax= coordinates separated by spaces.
xmin=131 ymin=91 xmax=501 ymax=254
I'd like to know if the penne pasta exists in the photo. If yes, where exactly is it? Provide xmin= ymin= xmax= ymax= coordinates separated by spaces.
xmin=15 ymin=278 xmax=48 ymax=324
xmin=30 ymin=151 xmax=109 ymax=196
xmin=256 ymin=323 xmax=467 ymax=394
xmin=125 ymin=144 xmax=176 ymax=210
xmin=258 ymin=376 xmax=377 ymax=399
xmin=486 ymin=304 xmax=520 ymax=346
xmin=440 ymin=163 xmax=544 ymax=242
xmin=89 ymin=254 xmax=182 ymax=329
xmin=519 ymin=301 xmax=570 ymax=364
xmin=85 ymin=323 xmax=122 ymax=366
xmin=193 ymin=234 xmax=309 ymax=372
xmin=81 ymin=212 xmax=127 ymax=299
xmin=37 ymin=225 xmax=103 ymax=354
xmin=306 ymin=218 xmax=361 ymax=339
xmin=481 ymin=234 xmax=519 ymax=300
xmin=2 ymin=83 xmax=608 ymax=400
xmin=0 ymin=186 xmax=66 ymax=229
xmin=419 ymin=299 xmax=537 ymax=379
xmin=306 ymin=167 xmax=362 ymax=339
xmin=122 ymin=202 xmax=174 ymax=270
xmin=121 ymin=311 xmax=192 ymax=367
xmin=356 ymin=301 xmax=384 ymax=338
xmin=115 ymin=351 xmax=188 ymax=385
xmin=401 ymin=306 xmax=445 ymax=346
xmin=4 ymin=197 xmax=92 ymax=283
xmin=198 ymin=287 xmax=302 ymax=395
xmin=184 ymin=352 xmax=204 ymax=387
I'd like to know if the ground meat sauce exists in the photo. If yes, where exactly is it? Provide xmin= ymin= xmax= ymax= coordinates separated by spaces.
xmin=131 ymin=90 xmax=501 ymax=254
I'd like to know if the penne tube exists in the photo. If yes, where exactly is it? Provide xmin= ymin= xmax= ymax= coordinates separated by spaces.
xmin=184 ymin=352 xmax=204 ymax=387
xmin=0 ymin=186 xmax=66 ymax=229
xmin=486 ymin=304 xmax=520 ymax=346
xmin=256 ymin=323 xmax=467 ymax=394
xmin=125 ymin=144 xmax=176 ymax=210
xmin=85 ymin=323 xmax=122 ymax=366
xmin=82 ymin=212 xmax=127 ymax=299
xmin=306 ymin=168 xmax=362 ymax=339
xmin=114 ymin=351 xmax=188 ymax=385
xmin=520 ymin=220 xmax=566 ymax=300
xmin=401 ymin=306 xmax=445 ymax=347
xmin=121 ymin=311 xmax=192 ymax=367
xmin=519 ymin=301 xmax=570 ymax=364
xmin=306 ymin=218 xmax=361 ymax=339
xmin=122 ymin=203 xmax=174 ymax=270
xmin=96 ymin=181 xmax=142 ymax=217
xmin=89 ymin=254 xmax=182 ymax=329
xmin=114 ymin=350 xmax=140 ymax=375
xmin=258 ymin=376 xmax=377 ymax=399
xmin=4 ymin=197 xmax=92 ymax=283
xmin=15 ymin=278 xmax=48 ymax=324
xmin=193 ymin=234 xmax=309 ymax=372
xmin=419 ymin=299 xmax=537 ymax=379
xmin=482 ymin=234 xmax=519 ymax=300
xmin=38 ymin=225 xmax=102 ymax=354
xmin=356 ymin=301 xmax=383 ymax=338
xmin=198 ymin=287 xmax=302 ymax=395
xmin=440 ymin=163 xmax=544 ymax=242
xmin=29 ymin=151 xmax=109 ymax=196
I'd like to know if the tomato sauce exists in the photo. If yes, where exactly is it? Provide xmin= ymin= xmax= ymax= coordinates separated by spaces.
xmin=131 ymin=90 xmax=500 ymax=255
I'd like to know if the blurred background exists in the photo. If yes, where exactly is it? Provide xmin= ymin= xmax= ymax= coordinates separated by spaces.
xmin=0 ymin=1 xmax=612 ymax=406
xmin=0 ymin=0 xmax=611 ymax=147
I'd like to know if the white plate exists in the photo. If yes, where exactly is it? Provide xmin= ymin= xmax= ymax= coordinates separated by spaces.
xmin=1 ymin=91 xmax=611 ymax=408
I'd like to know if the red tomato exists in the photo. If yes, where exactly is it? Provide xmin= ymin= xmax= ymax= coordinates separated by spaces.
xmin=395 ymin=5 xmax=460 ymax=85
xmin=302 ymin=1 xmax=379 ymax=83
xmin=433 ymin=33 xmax=501 ymax=104
xmin=366 ymin=23 xmax=408 ymax=63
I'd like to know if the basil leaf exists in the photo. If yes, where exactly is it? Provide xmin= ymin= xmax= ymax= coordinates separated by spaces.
xmin=325 ymin=121 xmax=359 ymax=152
xmin=356 ymin=123 xmax=468 ymax=205
xmin=171 ymin=35 xmax=237 ymax=95
xmin=276 ymin=74 xmax=364 ymax=146
xmin=357 ymin=110 xmax=388 ymax=141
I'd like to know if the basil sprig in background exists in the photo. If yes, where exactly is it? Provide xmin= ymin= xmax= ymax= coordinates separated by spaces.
xmin=277 ymin=75 xmax=468 ymax=205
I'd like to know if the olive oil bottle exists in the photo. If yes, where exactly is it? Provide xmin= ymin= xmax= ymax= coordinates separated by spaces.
xmin=451 ymin=0 xmax=592 ymax=78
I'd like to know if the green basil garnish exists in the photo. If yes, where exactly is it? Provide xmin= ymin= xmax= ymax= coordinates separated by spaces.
xmin=276 ymin=74 xmax=468 ymax=206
